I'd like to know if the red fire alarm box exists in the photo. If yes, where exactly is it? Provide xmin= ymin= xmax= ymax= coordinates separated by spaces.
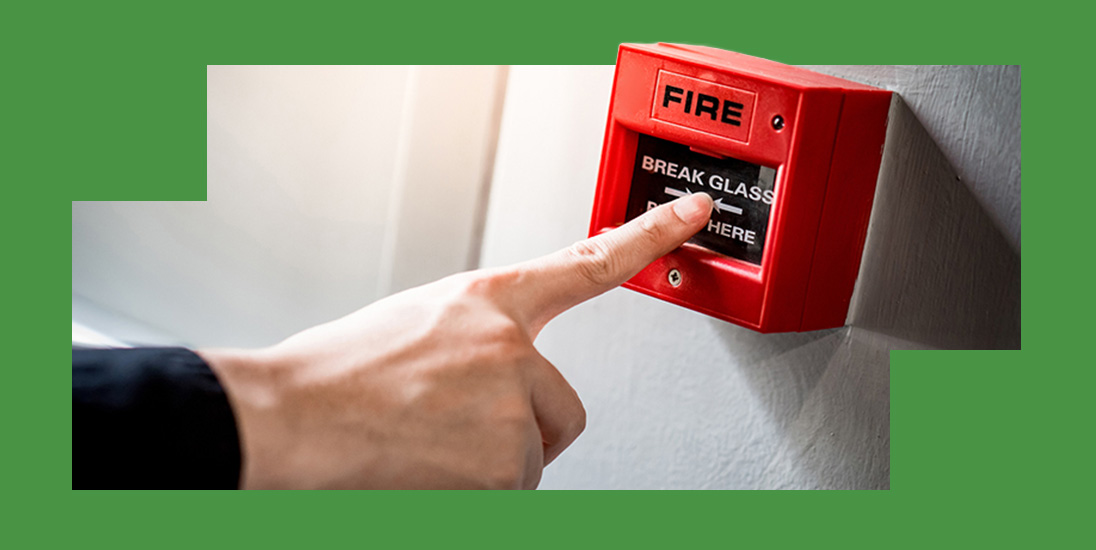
xmin=589 ymin=43 xmax=892 ymax=332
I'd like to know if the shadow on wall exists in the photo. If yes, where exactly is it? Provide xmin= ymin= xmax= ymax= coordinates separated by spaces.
xmin=701 ymin=96 xmax=1018 ymax=488
xmin=709 ymin=323 xmax=895 ymax=489
xmin=851 ymin=96 xmax=1021 ymax=351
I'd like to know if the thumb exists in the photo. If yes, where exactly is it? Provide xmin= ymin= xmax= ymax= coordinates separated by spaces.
xmin=509 ymin=192 xmax=713 ymax=335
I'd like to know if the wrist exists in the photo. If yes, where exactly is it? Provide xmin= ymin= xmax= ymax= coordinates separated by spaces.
xmin=195 ymin=346 xmax=284 ymax=488
xmin=197 ymin=347 xmax=281 ymax=405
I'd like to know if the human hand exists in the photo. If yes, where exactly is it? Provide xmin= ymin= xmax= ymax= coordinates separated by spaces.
xmin=199 ymin=192 xmax=713 ymax=489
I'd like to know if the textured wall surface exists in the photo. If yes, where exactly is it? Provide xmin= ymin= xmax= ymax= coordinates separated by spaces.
xmin=478 ymin=65 xmax=1020 ymax=489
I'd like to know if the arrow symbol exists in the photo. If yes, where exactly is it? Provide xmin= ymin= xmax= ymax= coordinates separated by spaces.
xmin=664 ymin=187 xmax=743 ymax=215
xmin=663 ymin=186 xmax=691 ymax=199
xmin=712 ymin=198 xmax=744 ymax=216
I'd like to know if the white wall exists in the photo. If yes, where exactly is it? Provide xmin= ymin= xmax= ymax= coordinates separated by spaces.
xmin=479 ymin=65 xmax=1020 ymax=489
xmin=72 ymin=66 xmax=506 ymax=348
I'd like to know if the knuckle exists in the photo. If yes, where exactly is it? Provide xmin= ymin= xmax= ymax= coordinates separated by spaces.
xmin=433 ymin=266 xmax=513 ymax=297
xmin=483 ymin=408 xmax=534 ymax=489
xmin=458 ymin=268 xmax=517 ymax=297
xmin=476 ymin=315 xmax=530 ymax=357
xmin=558 ymin=389 xmax=587 ymax=442
xmin=565 ymin=239 xmax=618 ymax=287
xmin=491 ymin=315 xmax=528 ymax=343
xmin=484 ymin=461 xmax=525 ymax=490
xmin=637 ymin=212 xmax=672 ymax=246
xmin=572 ymin=399 xmax=588 ymax=438
xmin=430 ymin=271 xmax=525 ymax=339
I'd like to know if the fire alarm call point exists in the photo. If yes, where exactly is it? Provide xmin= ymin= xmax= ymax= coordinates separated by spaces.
xmin=590 ymin=43 xmax=892 ymax=332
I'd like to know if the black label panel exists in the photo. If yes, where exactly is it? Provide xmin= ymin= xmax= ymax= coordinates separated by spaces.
xmin=625 ymin=134 xmax=776 ymax=265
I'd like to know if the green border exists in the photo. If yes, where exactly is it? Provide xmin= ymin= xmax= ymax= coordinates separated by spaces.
xmin=17 ymin=0 xmax=1081 ymax=546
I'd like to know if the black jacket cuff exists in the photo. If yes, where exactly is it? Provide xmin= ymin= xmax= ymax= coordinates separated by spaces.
xmin=73 ymin=347 xmax=242 ymax=489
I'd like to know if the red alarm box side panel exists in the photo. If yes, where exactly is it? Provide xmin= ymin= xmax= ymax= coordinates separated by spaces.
xmin=799 ymin=89 xmax=892 ymax=331
xmin=756 ymin=88 xmax=844 ymax=332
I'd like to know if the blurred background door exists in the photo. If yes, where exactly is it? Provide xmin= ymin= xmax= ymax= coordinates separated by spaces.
xmin=73 ymin=65 xmax=507 ymax=348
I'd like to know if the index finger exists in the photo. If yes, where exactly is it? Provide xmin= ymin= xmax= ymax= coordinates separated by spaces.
xmin=510 ymin=192 xmax=713 ymax=335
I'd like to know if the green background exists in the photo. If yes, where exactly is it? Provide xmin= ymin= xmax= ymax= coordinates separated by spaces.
xmin=13 ymin=0 xmax=1082 ymax=546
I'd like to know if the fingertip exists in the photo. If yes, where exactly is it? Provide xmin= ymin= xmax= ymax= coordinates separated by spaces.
xmin=671 ymin=192 xmax=714 ymax=225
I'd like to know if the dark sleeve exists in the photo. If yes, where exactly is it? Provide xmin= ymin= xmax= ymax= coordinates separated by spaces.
xmin=72 ymin=347 xmax=242 ymax=489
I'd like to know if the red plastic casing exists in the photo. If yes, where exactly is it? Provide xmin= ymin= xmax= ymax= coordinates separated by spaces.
xmin=589 ymin=43 xmax=892 ymax=332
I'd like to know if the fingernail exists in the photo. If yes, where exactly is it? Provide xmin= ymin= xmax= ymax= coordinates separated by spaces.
xmin=672 ymin=193 xmax=713 ymax=224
